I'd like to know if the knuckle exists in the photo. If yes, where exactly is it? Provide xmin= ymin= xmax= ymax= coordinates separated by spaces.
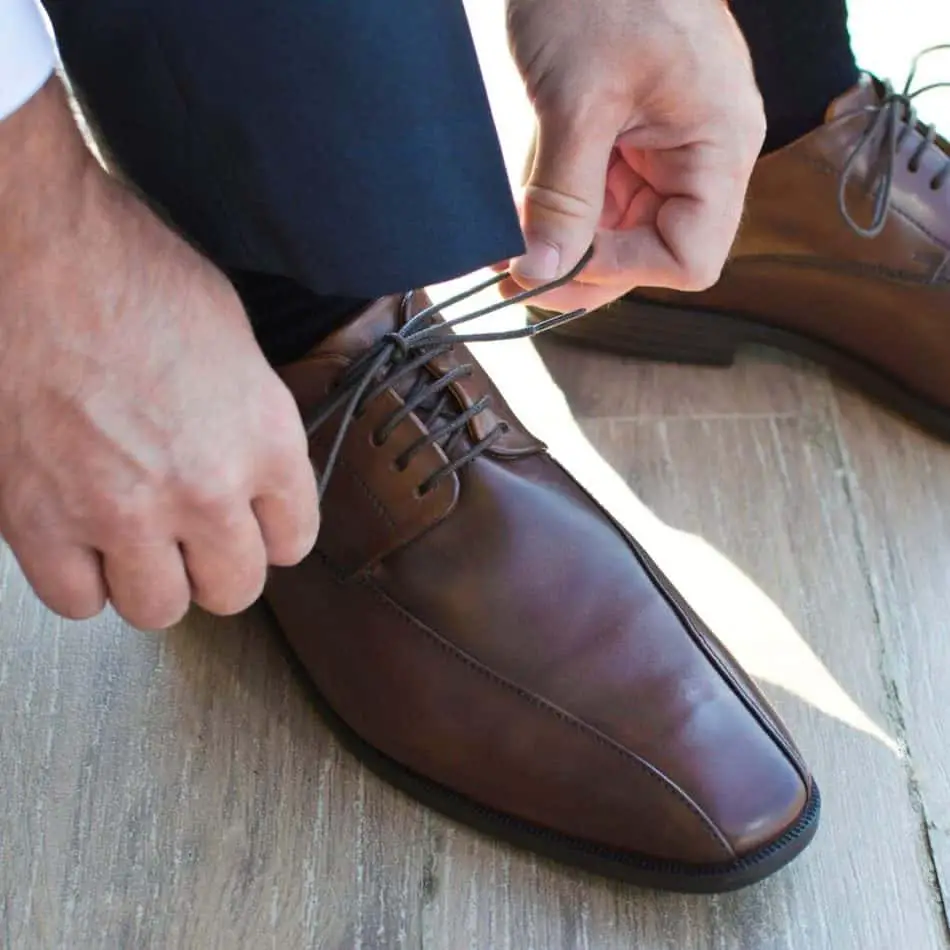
xmin=262 ymin=392 xmax=308 ymax=455
xmin=734 ymin=100 xmax=766 ymax=155
xmin=41 ymin=568 xmax=105 ymax=621
xmin=97 ymin=489 xmax=159 ymax=538
xmin=683 ymin=269 xmax=720 ymax=293
xmin=679 ymin=258 xmax=725 ymax=293
xmin=536 ymin=80 xmax=617 ymax=133
xmin=195 ymin=564 xmax=266 ymax=617
xmin=257 ymin=375 xmax=299 ymax=417
xmin=5 ymin=534 xmax=106 ymax=621
xmin=7 ymin=503 xmax=52 ymax=542
xmin=181 ymin=467 xmax=247 ymax=515
xmin=269 ymin=440 xmax=309 ymax=481
xmin=532 ymin=81 xmax=580 ymax=127
xmin=268 ymin=519 xmax=319 ymax=567
xmin=257 ymin=485 xmax=320 ymax=568
xmin=118 ymin=589 xmax=189 ymax=631
xmin=524 ymin=182 xmax=597 ymax=225
xmin=268 ymin=380 xmax=304 ymax=422
xmin=53 ymin=585 xmax=106 ymax=622
xmin=0 ymin=482 xmax=57 ymax=539
xmin=741 ymin=121 xmax=766 ymax=159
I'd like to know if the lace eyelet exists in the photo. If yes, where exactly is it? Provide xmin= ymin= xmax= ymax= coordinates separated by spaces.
xmin=391 ymin=458 xmax=408 ymax=473
xmin=370 ymin=431 xmax=386 ymax=448
xmin=931 ymin=178 xmax=943 ymax=192
xmin=413 ymin=482 xmax=432 ymax=499
xmin=908 ymin=160 xmax=920 ymax=174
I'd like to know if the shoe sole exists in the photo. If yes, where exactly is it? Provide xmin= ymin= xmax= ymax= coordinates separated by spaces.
xmin=273 ymin=625 xmax=821 ymax=894
xmin=529 ymin=298 xmax=950 ymax=442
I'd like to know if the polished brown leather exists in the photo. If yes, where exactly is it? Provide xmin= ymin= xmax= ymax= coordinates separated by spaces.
xmin=265 ymin=293 xmax=813 ymax=871
xmin=628 ymin=75 xmax=950 ymax=408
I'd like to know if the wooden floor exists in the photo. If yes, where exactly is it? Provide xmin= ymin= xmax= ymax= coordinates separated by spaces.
xmin=4 ymin=325 xmax=950 ymax=950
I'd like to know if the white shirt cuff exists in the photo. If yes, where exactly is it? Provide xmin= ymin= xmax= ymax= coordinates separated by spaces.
xmin=0 ymin=0 xmax=57 ymax=122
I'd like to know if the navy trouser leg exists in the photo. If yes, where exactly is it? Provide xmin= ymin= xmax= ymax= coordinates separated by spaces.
xmin=45 ymin=0 xmax=524 ymax=358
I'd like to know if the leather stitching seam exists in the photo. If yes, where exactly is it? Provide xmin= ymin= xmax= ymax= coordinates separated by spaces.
xmin=337 ymin=455 xmax=396 ymax=529
xmin=543 ymin=459 xmax=809 ymax=782
xmin=613 ymin=527 xmax=809 ymax=779
xmin=731 ymin=253 xmax=937 ymax=285
xmin=795 ymin=154 xmax=950 ymax=252
xmin=890 ymin=202 xmax=950 ymax=253
xmin=314 ymin=552 xmax=735 ymax=857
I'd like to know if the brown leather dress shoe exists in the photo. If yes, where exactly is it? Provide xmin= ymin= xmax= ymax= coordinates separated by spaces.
xmin=531 ymin=66 xmax=950 ymax=438
xmin=265 ymin=276 xmax=820 ymax=893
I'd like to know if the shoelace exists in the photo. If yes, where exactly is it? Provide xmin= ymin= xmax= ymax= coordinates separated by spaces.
xmin=837 ymin=44 xmax=950 ymax=238
xmin=304 ymin=247 xmax=594 ymax=497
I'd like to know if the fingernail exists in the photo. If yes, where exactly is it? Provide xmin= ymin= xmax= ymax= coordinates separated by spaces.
xmin=514 ymin=242 xmax=561 ymax=281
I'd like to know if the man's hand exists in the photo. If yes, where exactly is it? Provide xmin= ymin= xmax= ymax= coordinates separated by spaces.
xmin=504 ymin=0 xmax=765 ymax=311
xmin=0 ymin=79 xmax=319 ymax=629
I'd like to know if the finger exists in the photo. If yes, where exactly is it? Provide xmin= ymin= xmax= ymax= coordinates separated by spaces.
xmin=103 ymin=542 xmax=191 ymax=630
xmin=182 ymin=508 xmax=269 ymax=615
xmin=514 ymin=167 xmax=748 ymax=313
xmin=501 ymin=274 xmax=624 ymax=315
xmin=10 ymin=534 xmax=107 ymax=620
xmin=512 ymin=111 xmax=615 ymax=287
xmin=609 ymin=186 xmax=744 ymax=292
xmin=253 ymin=451 xmax=320 ymax=568
xmin=604 ymin=142 xmax=750 ymax=292
xmin=498 ymin=233 xmax=628 ymax=313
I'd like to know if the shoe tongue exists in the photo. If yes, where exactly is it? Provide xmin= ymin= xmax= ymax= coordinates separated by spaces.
xmin=310 ymin=291 xmax=471 ymax=456
xmin=824 ymin=73 xmax=880 ymax=123
xmin=313 ymin=295 xmax=404 ymax=361
xmin=279 ymin=295 xmax=409 ymax=412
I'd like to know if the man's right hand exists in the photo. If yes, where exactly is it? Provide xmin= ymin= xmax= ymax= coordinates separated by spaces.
xmin=0 ymin=79 xmax=320 ymax=629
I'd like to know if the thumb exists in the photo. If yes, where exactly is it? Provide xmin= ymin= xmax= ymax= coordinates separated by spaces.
xmin=512 ymin=116 xmax=613 ymax=285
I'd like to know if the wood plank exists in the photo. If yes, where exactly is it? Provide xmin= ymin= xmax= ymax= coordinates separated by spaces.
xmin=1 ymin=341 xmax=947 ymax=948
xmin=536 ymin=339 xmax=833 ymax=420
xmin=832 ymin=391 xmax=950 ymax=913
xmin=0 ymin=575 xmax=432 ymax=949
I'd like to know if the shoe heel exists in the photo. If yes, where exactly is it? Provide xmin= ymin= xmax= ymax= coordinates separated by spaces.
xmin=531 ymin=300 xmax=748 ymax=367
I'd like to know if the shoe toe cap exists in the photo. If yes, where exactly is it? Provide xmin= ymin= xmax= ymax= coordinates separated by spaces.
xmin=561 ymin=685 xmax=812 ymax=866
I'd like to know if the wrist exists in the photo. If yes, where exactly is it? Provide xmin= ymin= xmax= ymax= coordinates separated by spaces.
xmin=0 ymin=77 xmax=100 ymax=256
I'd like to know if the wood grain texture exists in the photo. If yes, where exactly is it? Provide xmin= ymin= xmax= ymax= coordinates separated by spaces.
xmin=832 ymin=393 xmax=950 ymax=912
xmin=0 ymin=586 xmax=433 ymax=950
xmin=536 ymin=339 xmax=834 ymax=420
xmin=5 ymin=342 xmax=950 ymax=948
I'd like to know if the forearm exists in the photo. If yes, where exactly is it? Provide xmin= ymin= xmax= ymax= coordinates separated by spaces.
xmin=0 ymin=76 xmax=96 ymax=263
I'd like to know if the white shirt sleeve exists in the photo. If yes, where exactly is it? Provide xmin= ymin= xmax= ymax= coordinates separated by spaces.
xmin=0 ymin=0 xmax=57 ymax=122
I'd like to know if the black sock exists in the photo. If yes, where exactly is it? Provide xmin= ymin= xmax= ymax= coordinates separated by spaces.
xmin=730 ymin=0 xmax=860 ymax=154
xmin=230 ymin=271 xmax=370 ymax=366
